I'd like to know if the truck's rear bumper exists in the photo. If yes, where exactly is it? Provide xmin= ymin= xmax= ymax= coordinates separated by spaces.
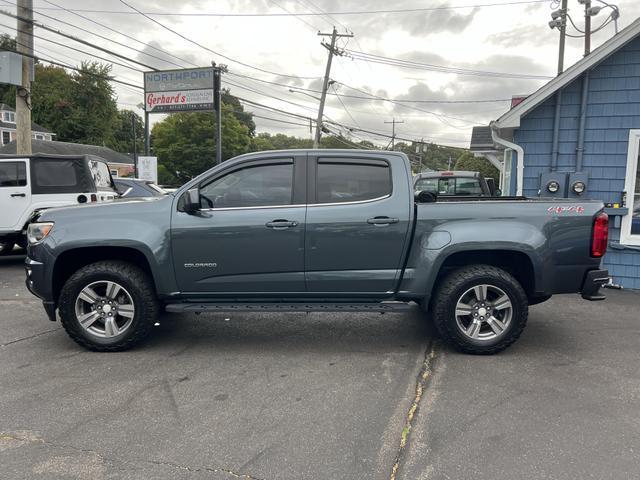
xmin=581 ymin=269 xmax=609 ymax=301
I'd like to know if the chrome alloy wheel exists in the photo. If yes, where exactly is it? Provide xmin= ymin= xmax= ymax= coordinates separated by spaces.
xmin=74 ymin=281 xmax=135 ymax=338
xmin=454 ymin=284 xmax=513 ymax=341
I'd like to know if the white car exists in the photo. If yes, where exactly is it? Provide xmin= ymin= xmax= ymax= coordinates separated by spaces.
xmin=0 ymin=154 xmax=118 ymax=254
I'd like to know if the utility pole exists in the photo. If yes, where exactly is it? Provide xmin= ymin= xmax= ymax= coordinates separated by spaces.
xmin=448 ymin=155 xmax=452 ymax=170
xmin=384 ymin=118 xmax=404 ymax=150
xmin=315 ymin=27 xmax=353 ymax=148
xmin=16 ymin=0 xmax=33 ymax=155
xmin=584 ymin=0 xmax=592 ymax=56
xmin=212 ymin=62 xmax=225 ymax=164
xmin=557 ymin=0 xmax=568 ymax=74
xmin=131 ymin=112 xmax=138 ymax=177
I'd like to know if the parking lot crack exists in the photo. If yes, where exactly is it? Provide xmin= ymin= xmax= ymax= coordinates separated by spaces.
xmin=0 ymin=328 xmax=61 ymax=348
xmin=389 ymin=342 xmax=437 ymax=480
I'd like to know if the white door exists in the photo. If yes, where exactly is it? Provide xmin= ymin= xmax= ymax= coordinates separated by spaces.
xmin=0 ymin=159 xmax=30 ymax=231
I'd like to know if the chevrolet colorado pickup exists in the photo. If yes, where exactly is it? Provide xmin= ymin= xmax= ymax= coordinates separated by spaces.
xmin=25 ymin=150 xmax=609 ymax=354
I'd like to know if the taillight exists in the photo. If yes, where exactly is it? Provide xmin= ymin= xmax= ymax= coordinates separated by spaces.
xmin=90 ymin=194 xmax=97 ymax=202
xmin=591 ymin=212 xmax=608 ymax=258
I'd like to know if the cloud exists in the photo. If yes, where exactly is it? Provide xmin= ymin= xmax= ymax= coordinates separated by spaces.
xmin=487 ymin=25 xmax=556 ymax=48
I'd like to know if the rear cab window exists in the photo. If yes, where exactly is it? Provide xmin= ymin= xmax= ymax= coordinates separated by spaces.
xmin=315 ymin=158 xmax=392 ymax=204
xmin=0 ymin=161 xmax=27 ymax=187
xmin=415 ymin=176 xmax=483 ymax=196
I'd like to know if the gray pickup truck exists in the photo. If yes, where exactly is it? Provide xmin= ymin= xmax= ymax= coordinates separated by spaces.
xmin=25 ymin=149 xmax=609 ymax=354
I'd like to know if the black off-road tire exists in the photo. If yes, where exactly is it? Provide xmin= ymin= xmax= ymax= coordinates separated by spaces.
xmin=58 ymin=261 xmax=159 ymax=351
xmin=0 ymin=240 xmax=15 ymax=256
xmin=431 ymin=264 xmax=529 ymax=355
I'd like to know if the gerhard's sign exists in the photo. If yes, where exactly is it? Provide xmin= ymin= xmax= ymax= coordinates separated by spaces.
xmin=143 ymin=67 xmax=215 ymax=113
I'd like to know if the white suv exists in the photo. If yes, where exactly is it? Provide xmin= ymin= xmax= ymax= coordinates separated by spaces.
xmin=0 ymin=154 xmax=117 ymax=254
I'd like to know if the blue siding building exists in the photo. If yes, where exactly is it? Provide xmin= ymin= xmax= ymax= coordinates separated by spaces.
xmin=488 ymin=18 xmax=640 ymax=289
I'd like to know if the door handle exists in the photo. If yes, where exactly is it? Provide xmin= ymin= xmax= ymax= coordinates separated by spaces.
xmin=367 ymin=216 xmax=399 ymax=225
xmin=266 ymin=219 xmax=298 ymax=229
xmin=10 ymin=193 xmax=26 ymax=197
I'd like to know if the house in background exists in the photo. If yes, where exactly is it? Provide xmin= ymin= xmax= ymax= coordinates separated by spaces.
xmin=480 ymin=17 xmax=640 ymax=289
xmin=0 ymin=139 xmax=134 ymax=177
xmin=0 ymin=104 xmax=55 ymax=145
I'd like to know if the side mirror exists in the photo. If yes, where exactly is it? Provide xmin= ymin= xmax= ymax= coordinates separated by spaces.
xmin=415 ymin=190 xmax=437 ymax=203
xmin=183 ymin=188 xmax=200 ymax=213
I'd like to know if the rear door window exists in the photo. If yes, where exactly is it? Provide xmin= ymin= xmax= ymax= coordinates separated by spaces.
xmin=0 ymin=161 xmax=27 ymax=187
xmin=316 ymin=160 xmax=391 ymax=204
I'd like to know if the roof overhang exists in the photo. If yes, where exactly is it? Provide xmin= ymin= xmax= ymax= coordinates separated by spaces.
xmin=495 ymin=17 xmax=640 ymax=130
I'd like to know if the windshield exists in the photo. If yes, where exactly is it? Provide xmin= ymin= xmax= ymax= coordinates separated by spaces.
xmin=415 ymin=177 xmax=483 ymax=196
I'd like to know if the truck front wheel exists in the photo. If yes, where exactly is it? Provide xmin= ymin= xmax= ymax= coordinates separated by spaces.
xmin=58 ymin=261 xmax=159 ymax=351
xmin=0 ymin=240 xmax=15 ymax=256
xmin=431 ymin=264 xmax=528 ymax=355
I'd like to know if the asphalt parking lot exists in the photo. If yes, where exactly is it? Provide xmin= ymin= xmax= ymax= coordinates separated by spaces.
xmin=1 ymin=251 xmax=640 ymax=480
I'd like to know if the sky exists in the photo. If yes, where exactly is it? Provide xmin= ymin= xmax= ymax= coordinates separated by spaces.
xmin=1 ymin=0 xmax=640 ymax=148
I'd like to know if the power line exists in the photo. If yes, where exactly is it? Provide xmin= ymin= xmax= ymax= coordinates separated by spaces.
xmin=0 ymin=20 xmax=144 ymax=73
xmin=0 ymin=7 xmax=159 ymax=70
xmin=226 ymin=72 xmax=512 ymax=103
xmin=0 ymin=46 xmax=144 ymax=89
xmin=37 ymin=0 xmax=194 ymax=68
xmin=117 ymin=0 xmax=320 ymax=80
xmin=266 ymin=0 xmax=320 ymax=32
xmin=334 ymin=81 xmax=476 ymax=127
xmin=345 ymin=49 xmax=554 ymax=80
xmin=27 ymin=1 xmax=549 ymax=16
xmin=0 ymin=0 xmax=189 ymax=69
xmin=332 ymin=83 xmax=360 ymax=128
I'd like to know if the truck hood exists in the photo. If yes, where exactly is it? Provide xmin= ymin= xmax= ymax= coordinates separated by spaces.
xmin=37 ymin=195 xmax=173 ymax=222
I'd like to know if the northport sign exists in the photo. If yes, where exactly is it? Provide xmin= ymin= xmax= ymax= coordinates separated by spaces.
xmin=143 ymin=67 xmax=216 ymax=113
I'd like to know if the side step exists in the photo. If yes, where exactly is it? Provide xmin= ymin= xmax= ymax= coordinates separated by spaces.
xmin=165 ymin=302 xmax=412 ymax=313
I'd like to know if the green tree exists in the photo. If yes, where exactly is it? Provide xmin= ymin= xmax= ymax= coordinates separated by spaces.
xmin=151 ymin=104 xmax=251 ymax=181
xmin=453 ymin=151 xmax=500 ymax=180
xmin=29 ymin=62 xmax=118 ymax=146
xmin=108 ymin=110 xmax=144 ymax=155
xmin=62 ymin=62 xmax=118 ymax=144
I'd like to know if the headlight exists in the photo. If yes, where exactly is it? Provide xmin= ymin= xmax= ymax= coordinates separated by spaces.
xmin=572 ymin=181 xmax=586 ymax=194
xmin=27 ymin=222 xmax=54 ymax=245
xmin=547 ymin=180 xmax=560 ymax=193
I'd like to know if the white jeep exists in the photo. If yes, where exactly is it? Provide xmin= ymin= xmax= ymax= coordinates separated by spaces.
xmin=0 ymin=154 xmax=118 ymax=254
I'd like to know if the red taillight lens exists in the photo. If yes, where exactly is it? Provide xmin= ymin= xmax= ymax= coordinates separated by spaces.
xmin=591 ymin=212 xmax=608 ymax=258
xmin=90 ymin=194 xmax=97 ymax=202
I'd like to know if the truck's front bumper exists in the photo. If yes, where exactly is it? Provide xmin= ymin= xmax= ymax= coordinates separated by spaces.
xmin=25 ymin=255 xmax=57 ymax=321
xmin=581 ymin=269 xmax=609 ymax=301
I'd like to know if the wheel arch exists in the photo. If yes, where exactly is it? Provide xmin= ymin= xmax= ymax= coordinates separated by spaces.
xmin=428 ymin=249 xmax=537 ymax=306
xmin=52 ymin=246 xmax=158 ymax=303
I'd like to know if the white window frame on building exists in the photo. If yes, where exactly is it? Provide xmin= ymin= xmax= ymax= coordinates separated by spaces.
xmin=620 ymin=129 xmax=640 ymax=246
xmin=2 ymin=111 xmax=15 ymax=123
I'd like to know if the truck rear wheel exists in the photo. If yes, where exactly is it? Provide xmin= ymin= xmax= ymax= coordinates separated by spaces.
xmin=58 ymin=261 xmax=159 ymax=351
xmin=431 ymin=264 xmax=528 ymax=355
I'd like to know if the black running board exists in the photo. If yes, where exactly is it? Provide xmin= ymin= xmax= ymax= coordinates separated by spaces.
xmin=165 ymin=302 xmax=412 ymax=313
